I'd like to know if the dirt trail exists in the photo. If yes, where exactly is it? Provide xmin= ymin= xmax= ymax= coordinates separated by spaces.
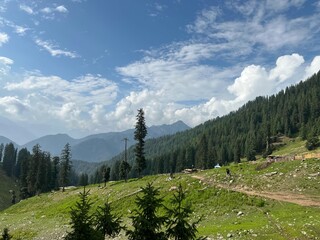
xmin=191 ymin=175 xmax=320 ymax=207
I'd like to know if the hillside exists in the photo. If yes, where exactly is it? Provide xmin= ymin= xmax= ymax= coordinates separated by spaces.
xmin=0 ymin=169 xmax=19 ymax=211
xmin=0 ymin=143 xmax=319 ymax=240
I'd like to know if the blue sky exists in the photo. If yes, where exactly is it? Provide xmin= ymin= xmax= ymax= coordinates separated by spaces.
xmin=0 ymin=0 xmax=320 ymax=144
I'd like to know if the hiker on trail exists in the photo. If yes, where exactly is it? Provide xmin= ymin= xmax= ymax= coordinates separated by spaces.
xmin=226 ymin=168 xmax=231 ymax=177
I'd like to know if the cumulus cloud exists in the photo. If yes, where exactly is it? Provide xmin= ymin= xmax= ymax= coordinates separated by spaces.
xmin=304 ymin=56 xmax=320 ymax=79
xmin=0 ymin=32 xmax=9 ymax=46
xmin=2 ymin=73 xmax=118 ymax=131
xmin=113 ymin=53 xmax=317 ymax=129
xmin=35 ymin=39 xmax=78 ymax=58
xmin=228 ymin=53 xmax=305 ymax=104
xmin=269 ymin=53 xmax=305 ymax=82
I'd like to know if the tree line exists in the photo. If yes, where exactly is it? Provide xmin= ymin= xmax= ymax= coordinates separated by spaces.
xmin=0 ymin=142 xmax=72 ymax=199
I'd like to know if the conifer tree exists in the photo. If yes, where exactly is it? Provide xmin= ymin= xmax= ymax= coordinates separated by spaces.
xmin=60 ymin=143 xmax=72 ymax=192
xmin=196 ymin=134 xmax=208 ymax=169
xmin=134 ymin=108 xmax=147 ymax=177
xmin=165 ymin=184 xmax=204 ymax=240
xmin=120 ymin=160 xmax=131 ymax=182
xmin=95 ymin=201 xmax=123 ymax=238
xmin=111 ymin=160 xmax=121 ymax=181
xmin=51 ymin=156 xmax=60 ymax=190
xmin=16 ymin=148 xmax=30 ymax=186
xmin=27 ymin=144 xmax=42 ymax=196
xmin=2 ymin=143 xmax=16 ymax=177
xmin=102 ymin=165 xmax=110 ymax=187
xmin=79 ymin=173 xmax=89 ymax=186
xmin=65 ymin=187 xmax=103 ymax=240
xmin=126 ymin=183 xmax=165 ymax=240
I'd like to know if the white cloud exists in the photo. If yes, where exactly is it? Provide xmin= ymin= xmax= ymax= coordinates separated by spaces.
xmin=20 ymin=5 xmax=34 ymax=15
xmin=14 ymin=25 xmax=30 ymax=36
xmin=228 ymin=53 xmax=305 ymax=103
xmin=41 ymin=7 xmax=52 ymax=14
xmin=0 ymin=0 xmax=10 ymax=12
xmin=304 ymin=56 xmax=320 ymax=79
xmin=35 ymin=39 xmax=78 ymax=58
xmin=0 ymin=56 xmax=13 ymax=65
xmin=269 ymin=53 xmax=305 ymax=82
xmin=56 ymin=5 xmax=68 ymax=13
xmin=187 ymin=1 xmax=320 ymax=55
xmin=2 ymin=73 xmax=118 ymax=131
xmin=0 ymin=96 xmax=28 ymax=116
xmin=41 ymin=5 xmax=68 ymax=14
xmin=0 ymin=53 xmax=318 ymax=136
xmin=0 ymin=56 xmax=13 ymax=75
xmin=187 ymin=6 xmax=220 ymax=34
xmin=228 ymin=65 xmax=270 ymax=102
xmin=0 ymin=32 xmax=9 ymax=46
xmin=113 ymin=53 xmax=314 ymax=129
xmin=117 ymin=42 xmax=240 ymax=103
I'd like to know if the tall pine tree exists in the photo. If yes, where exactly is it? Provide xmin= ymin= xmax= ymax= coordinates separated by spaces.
xmin=134 ymin=108 xmax=147 ymax=177
xmin=60 ymin=143 xmax=72 ymax=192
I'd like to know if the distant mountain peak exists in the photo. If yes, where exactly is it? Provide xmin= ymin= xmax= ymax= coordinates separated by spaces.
xmin=16 ymin=121 xmax=190 ymax=162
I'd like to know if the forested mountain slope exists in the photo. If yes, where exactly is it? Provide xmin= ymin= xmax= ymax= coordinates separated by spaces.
xmin=108 ymin=71 xmax=320 ymax=178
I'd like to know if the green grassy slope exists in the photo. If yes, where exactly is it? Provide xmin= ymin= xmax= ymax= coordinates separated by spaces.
xmin=1 ymin=138 xmax=320 ymax=239
xmin=0 ymin=169 xmax=19 ymax=211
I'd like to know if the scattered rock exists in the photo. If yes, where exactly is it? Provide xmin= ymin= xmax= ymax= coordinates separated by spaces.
xmin=265 ymin=171 xmax=278 ymax=177
xmin=309 ymin=172 xmax=320 ymax=177
xmin=227 ymin=233 xmax=233 ymax=238
xmin=237 ymin=211 xmax=244 ymax=216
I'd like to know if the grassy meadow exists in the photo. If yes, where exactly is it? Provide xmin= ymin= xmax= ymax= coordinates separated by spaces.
xmin=0 ymin=138 xmax=320 ymax=239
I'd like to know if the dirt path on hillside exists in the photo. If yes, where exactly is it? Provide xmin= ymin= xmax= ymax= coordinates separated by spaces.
xmin=191 ymin=175 xmax=320 ymax=207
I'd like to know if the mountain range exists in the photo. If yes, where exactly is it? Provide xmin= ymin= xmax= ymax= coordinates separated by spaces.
xmin=0 ymin=120 xmax=190 ymax=162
